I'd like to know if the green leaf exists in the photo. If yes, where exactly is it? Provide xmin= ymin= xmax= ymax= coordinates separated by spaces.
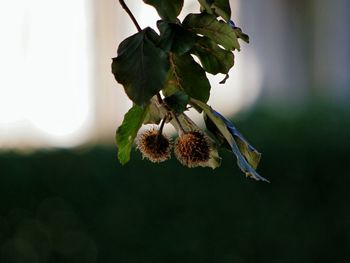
xmin=161 ymin=77 xmax=178 ymax=97
xmin=192 ymin=99 xmax=269 ymax=182
xmin=116 ymin=105 xmax=149 ymax=165
xmin=198 ymin=0 xmax=231 ymax=21
xmin=233 ymin=27 xmax=250 ymax=43
xmin=166 ymin=53 xmax=211 ymax=103
xmin=191 ymin=36 xmax=234 ymax=74
xmin=112 ymin=27 xmax=169 ymax=106
xmin=143 ymin=0 xmax=184 ymax=22
xmin=164 ymin=91 xmax=190 ymax=114
xmin=183 ymin=13 xmax=240 ymax=51
xmin=212 ymin=0 xmax=231 ymax=21
xmin=157 ymin=21 xmax=197 ymax=55
xmin=198 ymin=0 xmax=213 ymax=14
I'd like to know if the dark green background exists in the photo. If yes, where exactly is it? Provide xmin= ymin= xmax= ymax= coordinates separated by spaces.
xmin=0 ymin=101 xmax=349 ymax=262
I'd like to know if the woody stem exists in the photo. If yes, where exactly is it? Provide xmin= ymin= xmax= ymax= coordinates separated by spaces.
xmin=172 ymin=112 xmax=186 ymax=134
xmin=158 ymin=117 xmax=167 ymax=136
xmin=119 ymin=0 xmax=142 ymax=32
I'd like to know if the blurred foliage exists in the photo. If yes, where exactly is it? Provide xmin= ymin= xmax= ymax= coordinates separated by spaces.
xmin=0 ymin=101 xmax=349 ymax=263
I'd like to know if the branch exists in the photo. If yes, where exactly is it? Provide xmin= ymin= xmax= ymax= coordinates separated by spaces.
xmin=119 ymin=0 xmax=142 ymax=32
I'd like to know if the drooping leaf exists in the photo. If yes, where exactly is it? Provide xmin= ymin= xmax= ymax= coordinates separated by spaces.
xmin=143 ymin=0 xmax=184 ymax=22
xmin=191 ymin=36 xmax=234 ymax=74
xmin=165 ymin=53 xmax=211 ymax=103
xmin=116 ymin=105 xmax=149 ymax=165
xmin=233 ymin=27 xmax=250 ymax=43
xmin=112 ymin=27 xmax=169 ymax=106
xmin=164 ymin=90 xmax=190 ymax=114
xmin=183 ymin=13 xmax=240 ymax=51
xmin=192 ymin=99 xmax=269 ymax=182
xmin=228 ymin=20 xmax=250 ymax=44
xmin=209 ymin=109 xmax=261 ymax=170
xmin=157 ymin=21 xmax=197 ymax=55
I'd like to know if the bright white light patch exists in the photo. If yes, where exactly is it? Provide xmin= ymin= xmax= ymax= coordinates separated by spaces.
xmin=0 ymin=0 xmax=92 ymax=148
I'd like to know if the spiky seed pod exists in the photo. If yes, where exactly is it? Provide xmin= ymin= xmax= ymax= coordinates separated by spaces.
xmin=136 ymin=129 xmax=172 ymax=163
xmin=174 ymin=131 xmax=211 ymax=168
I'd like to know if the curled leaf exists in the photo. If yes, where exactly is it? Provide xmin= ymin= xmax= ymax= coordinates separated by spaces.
xmin=183 ymin=13 xmax=240 ymax=51
xmin=191 ymin=99 xmax=269 ymax=182
xmin=210 ymin=109 xmax=261 ymax=170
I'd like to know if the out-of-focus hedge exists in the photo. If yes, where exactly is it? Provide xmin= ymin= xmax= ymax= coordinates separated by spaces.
xmin=0 ymin=102 xmax=349 ymax=263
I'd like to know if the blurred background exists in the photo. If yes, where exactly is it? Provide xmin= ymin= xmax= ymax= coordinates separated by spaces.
xmin=0 ymin=0 xmax=349 ymax=262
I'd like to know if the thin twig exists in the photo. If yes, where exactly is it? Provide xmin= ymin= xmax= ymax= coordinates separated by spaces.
xmin=119 ymin=0 xmax=142 ymax=32
xmin=172 ymin=113 xmax=186 ymax=134
xmin=157 ymin=117 xmax=167 ymax=136
xmin=156 ymin=93 xmax=163 ymax=105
